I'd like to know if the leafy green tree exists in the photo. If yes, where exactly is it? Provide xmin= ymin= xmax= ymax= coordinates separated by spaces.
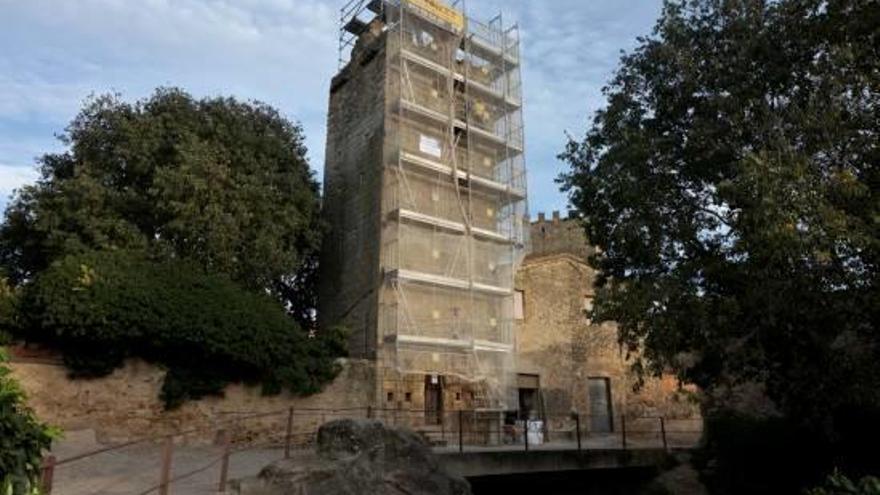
xmin=21 ymin=250 xmax=346 ymax=409
xmin=0 ymin=348 xmax=55 ymax=495
xmin=560 ymin=0 xmax=877 ymax=491
xmin=0 ymin=88 xmax=322 ymax=327
xmin=0 ymin=278 xmax=17 ymax=343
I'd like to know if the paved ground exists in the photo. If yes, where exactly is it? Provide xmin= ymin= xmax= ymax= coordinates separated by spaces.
xmin=49 ymin=430 xmax=699 ymax=495
xmin=51 ymin=431 xmax=294 ymax=495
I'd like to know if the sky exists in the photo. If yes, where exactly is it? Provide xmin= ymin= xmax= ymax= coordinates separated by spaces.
xmin=0 ymin=0 xmax=664 ymax=216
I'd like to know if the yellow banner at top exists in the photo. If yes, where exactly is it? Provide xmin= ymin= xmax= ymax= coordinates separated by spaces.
xmin=403 ymin=0 xmax=465 ymax=32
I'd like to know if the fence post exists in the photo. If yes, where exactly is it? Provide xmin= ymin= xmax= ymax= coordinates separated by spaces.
xmin=159 ymin=435 xmax=174 ymax=495
xmin=217 ymin=430 xmax=231 ymax=493
xmin=575 ymin=414 xmax=582 ymax=453
xmin=284 ymin=407 xmax=294 ymax=459
xmin=621 ymin=415 xmax=627 ymax=451
xmin=471 ymin=411 xmax=476 ymax=447
xmin=660 ymin=417 xmax=668 ymax=451
xmin=39 ymin=455 xmax=56 ymax=495
xmin=524 ymin=418 xmax=530 ymax=452
xmin=458 ymin=410 xmax=464 ymax=454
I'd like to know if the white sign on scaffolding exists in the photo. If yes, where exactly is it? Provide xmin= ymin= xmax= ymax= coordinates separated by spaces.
xmin=419 ymin=134 xmax=442 ymax=158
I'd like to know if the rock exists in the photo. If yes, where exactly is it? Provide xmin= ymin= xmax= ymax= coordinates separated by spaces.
xmin=232 ymin=419 xmax=471 ymax=495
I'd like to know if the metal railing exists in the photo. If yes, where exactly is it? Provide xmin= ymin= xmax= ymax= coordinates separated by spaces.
xmin=39 ymin=406 xmax=703 ymax=494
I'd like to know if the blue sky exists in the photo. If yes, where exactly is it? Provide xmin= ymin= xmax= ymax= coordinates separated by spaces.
xmin=0 ymin=0 xmax=663 ymax=216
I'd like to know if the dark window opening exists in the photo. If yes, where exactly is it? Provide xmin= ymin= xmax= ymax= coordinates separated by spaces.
xmin=517 ymin=374 xmax=541 ymax=421
xmin=518 ymin=388 xmax=538 ymax=420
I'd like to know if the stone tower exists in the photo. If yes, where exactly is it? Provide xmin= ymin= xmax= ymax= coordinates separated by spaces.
xmin=319 ymin=0 xmax=527 ymax=420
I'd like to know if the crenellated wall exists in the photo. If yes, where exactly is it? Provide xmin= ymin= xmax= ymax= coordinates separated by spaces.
xmin=527 ymin=211 xmax=594 ymax=261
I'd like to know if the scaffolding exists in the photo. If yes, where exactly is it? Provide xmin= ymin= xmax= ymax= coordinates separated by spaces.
xmin=338 ymin=0 xmax=527 ymax=411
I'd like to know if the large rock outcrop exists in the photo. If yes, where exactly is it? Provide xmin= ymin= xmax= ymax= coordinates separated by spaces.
xmin=232 ymin=419 xmax=471 ymax=495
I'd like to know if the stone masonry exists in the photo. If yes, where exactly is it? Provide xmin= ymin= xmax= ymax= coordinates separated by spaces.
xmin=515 ymin=212 xmax=701 ymax=433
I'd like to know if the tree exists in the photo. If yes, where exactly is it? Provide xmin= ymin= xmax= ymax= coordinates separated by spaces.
xmin=0 ymin=278 xmax=17 ymax=342
xmin=0 ymin=348 xmax=55 ymax=495
xmin=560 ymin=0 xmax=878 ymax=491
xmin=21 ymin=250 xmax=346 ymax=409
xmin=0 ymin=88 xmax=323 ymax=327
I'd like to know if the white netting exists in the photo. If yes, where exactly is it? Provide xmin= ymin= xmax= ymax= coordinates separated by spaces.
xmin=341 ymin=0 xmax=527 ymax=411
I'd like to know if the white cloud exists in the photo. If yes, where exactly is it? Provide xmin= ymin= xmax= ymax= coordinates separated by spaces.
xmin=0 ymin=0 xmax=663 ymax=214
xmin=0 ymin=164 xmax=37 ymax=192
xmin=0 ymin=163 xmax=39 ymax=211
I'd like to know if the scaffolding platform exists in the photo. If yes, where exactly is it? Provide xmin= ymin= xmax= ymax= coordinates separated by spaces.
xmin=334 ymin=0 xmax=528 ymax=412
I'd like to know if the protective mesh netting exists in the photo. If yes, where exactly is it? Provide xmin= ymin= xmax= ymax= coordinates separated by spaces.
xmin=376 ymin=1 xmax=528 ymax=409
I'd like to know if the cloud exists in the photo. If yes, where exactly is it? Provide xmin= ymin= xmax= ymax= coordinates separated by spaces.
xmin=0 ymin=0 xmax=663 ymax=214
xmin=0 ymin=163 xmax=39 ymax=211
xmin=0 ymin=164 xmax=37 ymax=192
xmin=0 ymin=0 xmax=339 ymax=176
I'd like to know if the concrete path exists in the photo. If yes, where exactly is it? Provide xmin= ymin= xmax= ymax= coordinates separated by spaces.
xmin=49 ymin=430 xmax=698 ymax=495
xmin=50 ymin=431 xmax=294 ymax=495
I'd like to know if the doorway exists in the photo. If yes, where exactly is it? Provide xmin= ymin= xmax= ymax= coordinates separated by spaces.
xmin=518 ymin=388 xmax=537 ymax=420
xmin=588 ymin=377 xmax=613 ymax=433
xmin=424 ymin=374 xmax=443 ymax=425
xmin=516 ymin=373 xmax=541 ymax=420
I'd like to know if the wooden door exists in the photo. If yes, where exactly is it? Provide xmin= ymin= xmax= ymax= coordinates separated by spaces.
xmin=424 ymin=375 xmax=443 ymax=425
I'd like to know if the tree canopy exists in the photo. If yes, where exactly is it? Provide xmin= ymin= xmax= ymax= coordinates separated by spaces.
xmin=0 ymin=88 xmax=322 ymax=327
xmin=0 ymin=88 xmax=344 ymax=407
xmin=0 ymin=278 xmax=16 ymax=342
xmin=560 ymin=0 xmax=877 ymax=489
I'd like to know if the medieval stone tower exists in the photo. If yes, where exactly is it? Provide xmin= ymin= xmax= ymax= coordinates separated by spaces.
xmin=318 ymin=0 xmax=527 ymax=421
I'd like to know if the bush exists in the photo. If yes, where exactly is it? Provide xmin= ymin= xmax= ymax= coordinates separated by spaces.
xmin=0 ymin=278 xmax=18 ymax=343
xmin=694 ymin=406 xmax=880 ymax=495
xmin=808 ymin=472 xmax=880 ymax=495
xmin=0 ymin=348 xmax=55 ymax=495
xmin=20 ymin=250 xmax=346 ymax=408
xmin=695 ymin=411 xmax=833 ymax=495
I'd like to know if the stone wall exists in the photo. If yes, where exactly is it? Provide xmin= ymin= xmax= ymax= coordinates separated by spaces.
xmin=317 ymin=20 xmax=388 ymax=362
xmin=515 ymin=216 xmax=701 ymax=433
xmin=516 ymin=254 xmax=627 ymax=418
xmin=9 ymin=353 xmax=376 ymax=444
xmin=528 ymin=211 xmax=594 ymax=261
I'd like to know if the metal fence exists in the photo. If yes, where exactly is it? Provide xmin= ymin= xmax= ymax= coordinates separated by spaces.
xmin=39 ymin=407 xmax=702 ymax=494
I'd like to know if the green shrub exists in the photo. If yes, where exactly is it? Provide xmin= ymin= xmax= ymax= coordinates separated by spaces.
xmin=808 ymin=472 xmax=880 ymax=495
xmin=0 ymin=348 xmax=55 ymax=495
xmin=694 ymin=411 xmax=828 ymax=495
xmin=694 ymin=407 xmax=880 ymax=495
xmin=20 ymin=250 xmax=346 ymax=408
xmin=0 ymin=278 xmax=18 ymax=344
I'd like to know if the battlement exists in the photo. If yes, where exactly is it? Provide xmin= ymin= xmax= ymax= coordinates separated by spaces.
xmin=525 ymin=210 xmax=593 ymax=261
